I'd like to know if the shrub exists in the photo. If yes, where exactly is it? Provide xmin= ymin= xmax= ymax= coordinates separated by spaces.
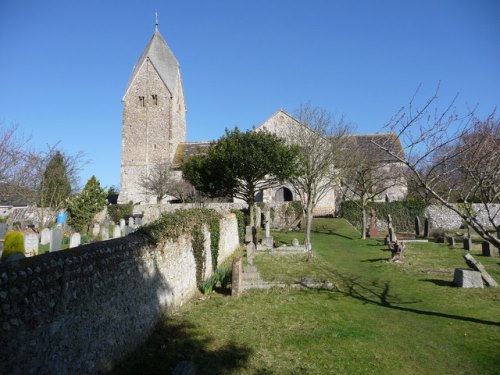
xmin=2 ymin=231 xmax=24 ymax=261
xmin=340 ymin=200 xmax=427 ymax=233
xmin=108 ymin=202 xmax=134 ymax=224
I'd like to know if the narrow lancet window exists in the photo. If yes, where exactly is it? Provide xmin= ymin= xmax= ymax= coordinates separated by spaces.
xmin=152 ymin=94 xmax=158 ymax=105
xmin=139 ymin=96 xmax=145 ymax=107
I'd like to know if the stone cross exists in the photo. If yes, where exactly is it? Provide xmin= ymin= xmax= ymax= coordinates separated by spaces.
xmin=40 ymin=228 xmax=50 ymax=245
xmin=70 ymin=233 xmax=81 ymax=248
xmin=423 ymin=218 xmax=430 ymax=239
xmin=24 ymin=233 xmax=39 ymax=257
xmin=415 ymin=217 xmax=421 ymax=237
xmin=92 ymin=224 xmax=100 ymax=237
xmin=49 ymin=228 xmax=63 ymax=252
xmin=113 ymin=225 xmax=121 ymax=239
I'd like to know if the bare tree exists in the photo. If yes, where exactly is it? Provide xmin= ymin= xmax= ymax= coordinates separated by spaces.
xmin=340 ymin=138 xmax=406 ymax=239
xmin=139 ymin=162 xmax=182 ymax=203
xmin=285 ymin=104 xmax=351 ymax=260
xmin=372 ymin=85 xmax=500 ymax=248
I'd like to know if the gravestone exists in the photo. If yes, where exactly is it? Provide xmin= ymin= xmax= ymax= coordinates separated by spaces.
xmin=388 ymin=227 xmax=397 ymax=243
xmin=463 ymin=235 xmax=472 ymax=251
xmin=120 ymin=219 xmax=126 ymax=231
xmin=0 ymin=223 xmax=8 ymax=239
xmin=246 ymin=242 xmax=255 ymax=265
xmin=100 ymin=223 xmax=109 ymax=240
xmin=128 ymin=217 xmax=135 ymax=229
xmin=415 ymin=217 xmax=421 ymax=237
xmin=24 ymin=233 xmax=39 ymax=257
xmin=92 ymin=224 xmax=100 ymax=237
xmin=231 ymin=257 xmax=242 ymax=296
xmin=463 ymin=253 xmax=498 ymax=287
xmin=70 ymin=233 xmax=81 ymax=248
xmin=367 ymin=208 xmax=379 ymax=238
xmin=482 ymin=241 xmax=498 ymax=257
xmin=453 ymin=268 xmax=483 ymax=288
xmin=135 ymin=217 xmax=142 ymax=227
xmin=113 ymin=225 xmax=121 ymax=239
xmin=40 ymin=228 xmax=51 ymax=245
xmin=261 ymin=209 xmax=274 ymax=248
xmin=423 ymin=218 xmax=430 ymax=239
xmin=292 ymin=238 xmax=299 ymax=246
xmin=255 ymin=206 xmax=262 ymax=228
xmin=49 ymin=228 xmax=63 ymax=252
xmin=447 ymin=236 xmax=455 ymax=247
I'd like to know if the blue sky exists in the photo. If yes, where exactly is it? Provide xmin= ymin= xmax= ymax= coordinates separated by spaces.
xmin=1 ymin=0 xmax=499 ymax=190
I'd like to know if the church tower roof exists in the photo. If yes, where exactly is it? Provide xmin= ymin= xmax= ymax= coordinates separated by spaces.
xmin=124 ymin=28 xmax=180 ymax=97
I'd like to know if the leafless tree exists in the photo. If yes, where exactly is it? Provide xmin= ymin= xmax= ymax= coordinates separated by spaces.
xmin=285 ymin=104 xmax=351 ymax=260
xmin=372 ymin=85 xmax=500 ymax=248
xmin=139 ymin=162 xmax=186 ymax=203
xmin=340 ymin=139 xmax=406 ymax=239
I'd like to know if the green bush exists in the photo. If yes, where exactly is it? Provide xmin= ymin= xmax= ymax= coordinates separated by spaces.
xmin=201 ymin=267 xmax=230 ymax=294
xmin=340 ymin=200 xmax=427 ymax=233
xmin=2 ymin=231 xmax=24 ymax=261
xmin=108 ymin=203 xmax=134 ymax=224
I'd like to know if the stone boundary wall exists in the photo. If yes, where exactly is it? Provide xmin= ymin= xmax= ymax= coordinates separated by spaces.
xmin=134 ymin=202 xmax=247 ymax=225
xmin=425 ymin=204 xmax=499 ymax=230
xmin=0 ymin=213 xmax=239 ymax=374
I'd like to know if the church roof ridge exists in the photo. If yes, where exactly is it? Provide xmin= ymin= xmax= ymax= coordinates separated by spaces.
xmin=124 ymin=29 xmax=180 ymax=98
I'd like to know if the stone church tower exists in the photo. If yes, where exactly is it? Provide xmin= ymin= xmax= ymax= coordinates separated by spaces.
xmin=119 ymin=24 xmax=186 ymax=204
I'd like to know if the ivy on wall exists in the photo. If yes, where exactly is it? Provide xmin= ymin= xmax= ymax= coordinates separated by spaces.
xmin=139 ymin=208 xmax=222 ymax=287
xmin=340 ymin=200 xmax=426 ymax=233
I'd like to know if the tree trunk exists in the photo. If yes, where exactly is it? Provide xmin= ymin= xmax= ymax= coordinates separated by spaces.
xmin=361 ymin=200 xmax=367 ymax=240
xmin=305 ymin=202 xmax=314 ymax=261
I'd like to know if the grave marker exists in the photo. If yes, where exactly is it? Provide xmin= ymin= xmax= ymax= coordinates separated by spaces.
xmin=0 ymin=223 xmax=8 ymax=240
xmin=50 ymin=228 xmax=63 ymax=252
xmin=482 ymin=241 xmax=498 ymax=257
xmin=423 ymin=218 xmax=430 ymax=239
xmin=70 ymin=233 xmax=81 ymax=248
xmin=415 ymin=217 xmax=421 ymax=237
xmin=113 ymin=225 xmax=121 ymax=238
xmin=40 ymin=228 xmax=50 ymax=245
xmin=24 ymin=233 xmax=39 ymax=256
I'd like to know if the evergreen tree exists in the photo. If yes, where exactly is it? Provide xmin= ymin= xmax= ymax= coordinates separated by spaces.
xmin=39 ymin=151 xmax=72 ymax=208
xmin=67 ymin=176 xmax=107 ymax=233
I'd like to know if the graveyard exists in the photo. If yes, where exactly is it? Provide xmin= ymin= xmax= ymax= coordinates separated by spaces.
xmin=113 ymin=218 xmax=499 ymax=374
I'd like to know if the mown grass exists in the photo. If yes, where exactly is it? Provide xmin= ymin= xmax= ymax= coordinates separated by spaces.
xmin=113 ymin=218 xmax=500 ymax=375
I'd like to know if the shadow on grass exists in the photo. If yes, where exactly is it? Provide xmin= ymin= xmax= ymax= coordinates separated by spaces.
xmin=333 ymin=273 xmax=500 ymax=327
xmin=420 ymin=278 xmax=456 ymax=287
xmin=112 ymin=320 xmax=252 ymax=374
xmin=361 ymin=258 xmax=389 ymax=263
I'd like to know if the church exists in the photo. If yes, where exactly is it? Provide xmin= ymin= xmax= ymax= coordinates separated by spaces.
xmin=118 ymin=24 xmax=407 ymax=213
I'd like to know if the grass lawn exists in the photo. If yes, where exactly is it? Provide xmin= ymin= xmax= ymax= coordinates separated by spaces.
xmin=113 ymin=219 xmax=500 ymax=375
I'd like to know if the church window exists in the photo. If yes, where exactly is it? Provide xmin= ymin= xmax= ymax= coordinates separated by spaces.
xmin=152 ymin=94 xmax=158 ymax=105
xmin=139 ymin=96 xmax=145 ymax=107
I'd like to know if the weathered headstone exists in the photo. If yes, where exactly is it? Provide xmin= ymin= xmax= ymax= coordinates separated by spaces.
xmin=482 ymin=241 xmax=498 ymax=257
xmin=120 ymin=218 xmax=126 ymax=231
xmin=447 ymin=236 xmax=455 ymax=247
xmin=463 ymin=235 xmax=472 ymax=251
xmin=40 ymin=228 xmax=50 ymax=245
xmin=113 ymin=225 xmax=121 ymax=239
xmin=246 ymin=242 xmax=255 ymax=265
xmin=388 ymin=227 xmax=397 ymax=243
xmin=423 ymin=218 xmax=430 ymax=239
xmin=24 ymin=233 xmax=39 ymax=256
xmin=292 ymin=238 xmax=299 ymax=247
xmin=49 ymin=228 xmax=63 ymax=252
xmin=70 ymin=233 xmax=81 ymax=248
xmin=0 ymin=223 xmax=8 ymax=239
xmin=135 ymin=217 xmax=142 ymax=227
xmin=367 ymin=208 xmax=379 ymax=238
xmin=128 ymin=217 xmax=135 ymax=229
xmin=255 ymin=206 xmax=262 ymax=228
xmin=453 ymin=268 xmax=484 ymax=288
xmin=100 ymin=224 xmax=109 ymax=240
xmin=244 ymin=226 xmax=253 ymax=244
xmin=231 ymin=257 xmax=242 ymax=296
xmin=415 ymin=217 xmax=421 ymax=237
xmin=92 ymin=224 xmax=100 ymax=237
xmin=463 ymin=253 xmax=498 ymax=287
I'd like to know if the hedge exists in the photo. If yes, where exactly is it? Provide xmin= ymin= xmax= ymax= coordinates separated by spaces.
xmin=340 ymin=200 xmax=426 ymax=233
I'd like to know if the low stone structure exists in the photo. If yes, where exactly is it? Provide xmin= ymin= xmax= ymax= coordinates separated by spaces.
xmin=453 ymin=269 xmax=484 ymax=288
xmin=0 ymin=213 xmax=239 ymax=374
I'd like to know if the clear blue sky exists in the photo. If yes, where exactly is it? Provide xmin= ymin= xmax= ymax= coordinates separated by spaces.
xmin=1 ymin=0 xmax=499 ymax=190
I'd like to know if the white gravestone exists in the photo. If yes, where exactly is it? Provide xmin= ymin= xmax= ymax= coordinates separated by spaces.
xmin=120 ymin=219 xmax=126 ymax=231
xmin=128 ymin=217 xmax=135 ymax=229
xmin=113 ymin=225 xmax=121 ymax=239
xmin=50 ymin=228 xmax=63 ymax=252
xmin=40 ymin=228 xmax=50 ymax=245
xmin=70 ymin=233 xmax=81 ymax=248
xmin=24 ymin=233 xmax=39 ymax=256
